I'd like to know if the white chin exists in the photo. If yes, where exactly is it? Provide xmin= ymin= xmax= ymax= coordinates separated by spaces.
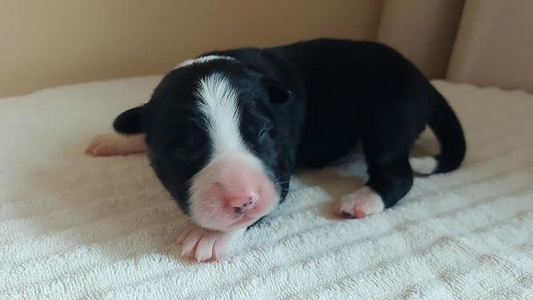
xmin=198 ymin=217 xmax=257 ymax=232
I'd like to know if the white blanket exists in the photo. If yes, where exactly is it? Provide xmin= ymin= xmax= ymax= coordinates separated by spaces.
xmin=1 ymin=77 xmax=532 ymax=300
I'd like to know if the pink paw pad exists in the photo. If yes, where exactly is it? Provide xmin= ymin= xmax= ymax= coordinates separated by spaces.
xmin=177 ymin=223 xmax=245 ymax=262
xmin=335 ymin=186 xmax=385 ymax=219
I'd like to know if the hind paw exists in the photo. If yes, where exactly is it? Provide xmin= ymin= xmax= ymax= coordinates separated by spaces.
xmin=335 ymin=186 xmax=384 ymax=218
xmin=86 ymin=133 xmax=146 ymax=156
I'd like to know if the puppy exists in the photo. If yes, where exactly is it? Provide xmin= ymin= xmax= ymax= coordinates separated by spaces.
xmin=87 ymin=39 xmax=466 ymax=261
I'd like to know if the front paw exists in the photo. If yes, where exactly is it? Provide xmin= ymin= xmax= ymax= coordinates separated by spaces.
xmin=334 ymin=186 xmax=385 ymax=218
xmin=177 ymin=223 xmax=245 ymax=262
xmin=85 ymin=133 xmax=146 ymax=156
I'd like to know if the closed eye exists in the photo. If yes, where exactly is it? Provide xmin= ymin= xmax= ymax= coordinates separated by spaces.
xmin=258 ymin=125 xmax=271 ymax=141
xmin=258 ymin=122 xmax=277 ymax=144
xmin=258 ymin=129 xmax=268 ymax=140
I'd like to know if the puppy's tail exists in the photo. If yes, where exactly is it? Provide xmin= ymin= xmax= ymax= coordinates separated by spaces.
xmin=410 ymin=88 xmax=466 ymax=175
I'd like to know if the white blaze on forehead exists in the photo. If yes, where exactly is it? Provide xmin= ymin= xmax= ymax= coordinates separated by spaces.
xmin=190 ymin=73 xmax=279 ymax=231
xmin=174 ymin=55 xmax=236 ymax=69
xmin=195 ymin=73 xmax=247 ymax=156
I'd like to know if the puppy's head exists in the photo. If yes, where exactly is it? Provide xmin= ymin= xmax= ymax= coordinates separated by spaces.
xmin=114 ymin=57 xmax=295 ymax=231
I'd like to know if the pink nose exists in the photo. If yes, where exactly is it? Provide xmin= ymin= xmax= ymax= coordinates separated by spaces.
xmin=227 ymin=191 xmax=259 ymax=214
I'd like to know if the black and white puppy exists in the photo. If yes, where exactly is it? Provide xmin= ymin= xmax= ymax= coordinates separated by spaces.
xmin=87 ymin=39 xmax=466 ymax=261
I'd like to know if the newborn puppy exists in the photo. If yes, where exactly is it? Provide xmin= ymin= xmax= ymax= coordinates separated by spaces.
xmin=87 ymin=39 xmax=466 ymax=261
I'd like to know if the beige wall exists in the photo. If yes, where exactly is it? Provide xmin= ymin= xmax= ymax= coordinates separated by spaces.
xmin=1 ymin=0 xmax=383 ymax=98
xmin=376 ymin=0 xmax=464 ymax=79
xmin=447 ymin=0 xmax=533 ymax=92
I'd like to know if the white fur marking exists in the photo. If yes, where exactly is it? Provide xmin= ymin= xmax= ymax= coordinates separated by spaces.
xmin=189 ymin=73 xmax=273 ymax=229
xmin=174 ymin=55 xmax=235 ymax=69
xmin=195 ymin=73 xmax=249 ymax=157
xmin=410 ymin=156 xmax=438 ymax=175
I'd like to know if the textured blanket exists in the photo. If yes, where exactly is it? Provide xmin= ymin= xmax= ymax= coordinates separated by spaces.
xmin=1 ymin=77 xmax=532 ymax=300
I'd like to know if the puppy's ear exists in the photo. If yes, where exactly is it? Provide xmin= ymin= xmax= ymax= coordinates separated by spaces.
xmin=113 ymin=106 xmax=144 ymax=135
xmin=262 ymin=78 xmax=292 ymax=104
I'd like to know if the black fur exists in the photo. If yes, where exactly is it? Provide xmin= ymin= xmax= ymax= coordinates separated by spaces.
xmin=114 ymin=38 xmax=466 ymax=217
